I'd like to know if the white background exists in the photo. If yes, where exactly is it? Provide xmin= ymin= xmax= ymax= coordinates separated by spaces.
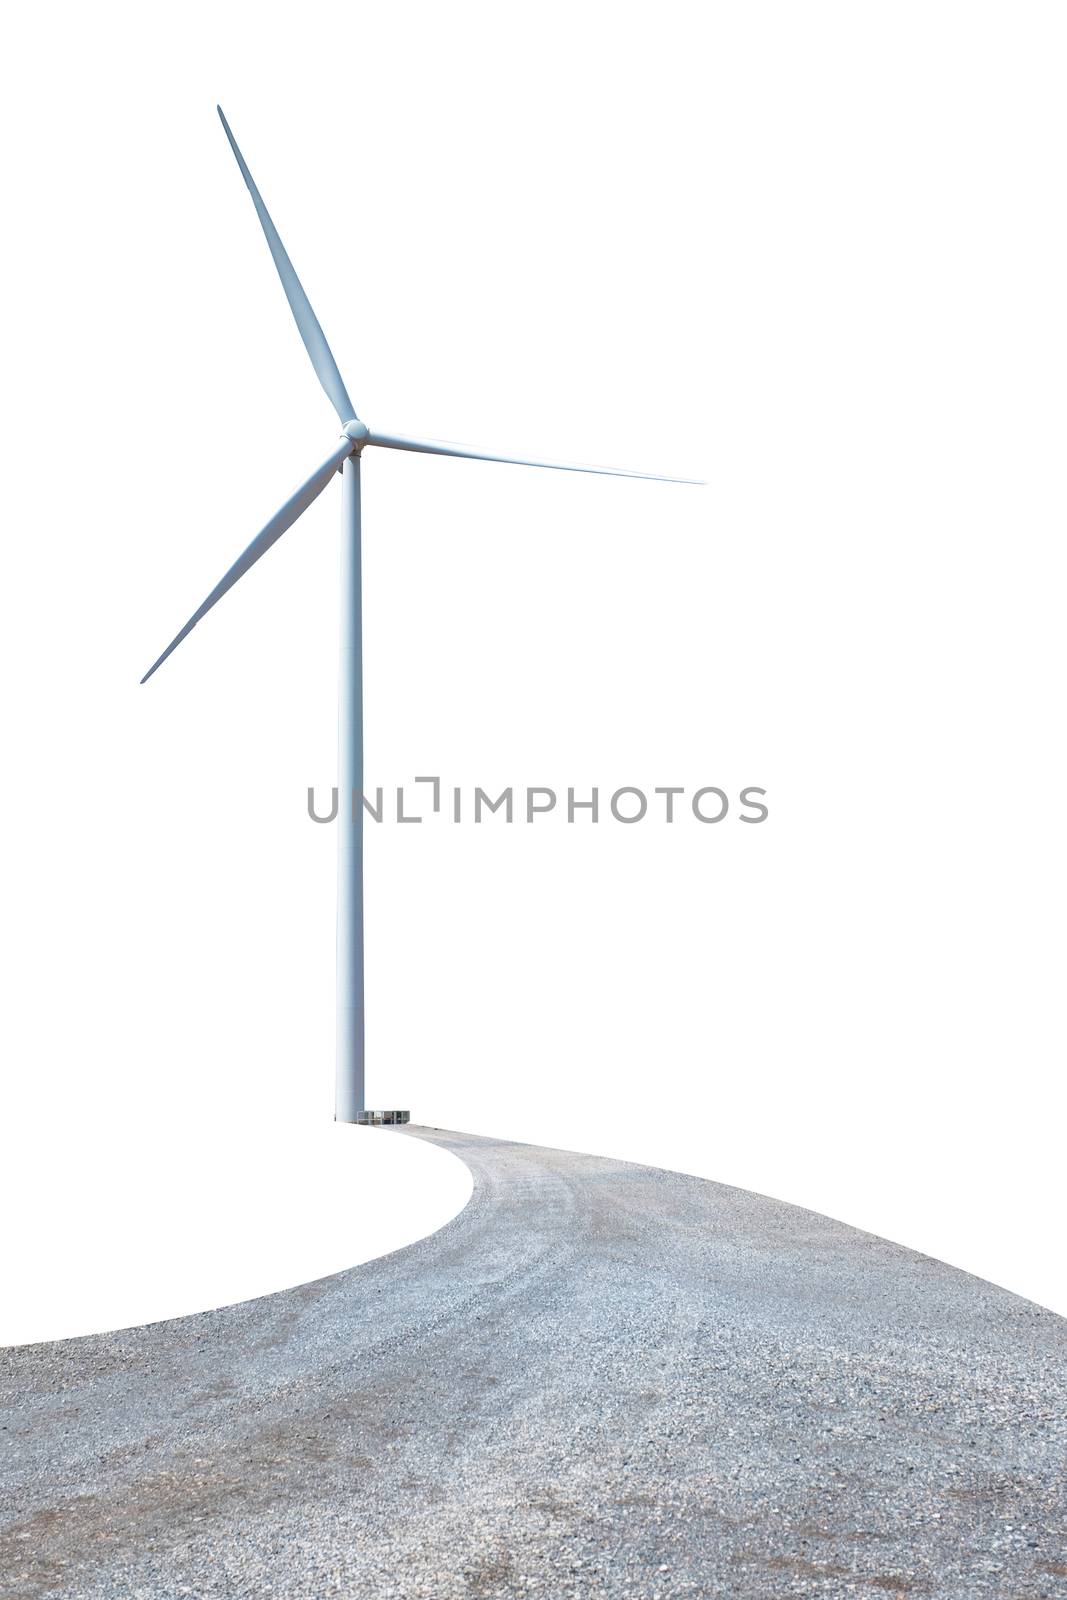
xmin=1 ymin=2 xmax=1065 ymax=1342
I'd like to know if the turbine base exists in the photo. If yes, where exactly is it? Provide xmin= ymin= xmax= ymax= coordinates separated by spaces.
xmin=352 ymin=1109 xmax=410 ymax=1127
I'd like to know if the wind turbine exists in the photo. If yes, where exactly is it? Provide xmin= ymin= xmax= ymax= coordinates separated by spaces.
xmin=142 ymin=106 xmax=700 ymax=1125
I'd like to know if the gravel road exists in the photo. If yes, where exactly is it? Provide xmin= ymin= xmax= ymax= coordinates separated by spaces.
xmin=2 ymin=1127 xmax=1066 ymax=1599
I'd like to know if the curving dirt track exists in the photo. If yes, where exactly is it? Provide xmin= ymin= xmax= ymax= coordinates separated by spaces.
xmin=2 ymin=1127 xmax=1066 ymax=1598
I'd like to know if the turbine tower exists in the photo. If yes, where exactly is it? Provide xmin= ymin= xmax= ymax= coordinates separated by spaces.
xmin=142 ymin=107 xmax=700 ymax=1124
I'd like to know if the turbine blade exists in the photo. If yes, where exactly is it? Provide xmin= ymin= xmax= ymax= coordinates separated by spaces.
xmin=217 ymin=106 xmax=357 ymax=426
xmin=141 ymin=438 xmax=352 ymax=684
xmin=364 ymin=431 xmax=703 ymax=485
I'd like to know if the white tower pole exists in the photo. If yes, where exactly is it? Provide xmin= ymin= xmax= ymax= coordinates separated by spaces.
xmin=335 ymin=451 xmax=365 ymax=1121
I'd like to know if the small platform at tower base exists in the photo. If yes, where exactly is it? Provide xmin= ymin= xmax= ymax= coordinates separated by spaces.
xmin=354 ymin=1109 xmax=410 ymax=1127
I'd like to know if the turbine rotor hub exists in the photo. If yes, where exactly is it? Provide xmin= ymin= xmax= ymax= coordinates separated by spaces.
xmin=343 ymin=418 xmax=370 ymax=450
